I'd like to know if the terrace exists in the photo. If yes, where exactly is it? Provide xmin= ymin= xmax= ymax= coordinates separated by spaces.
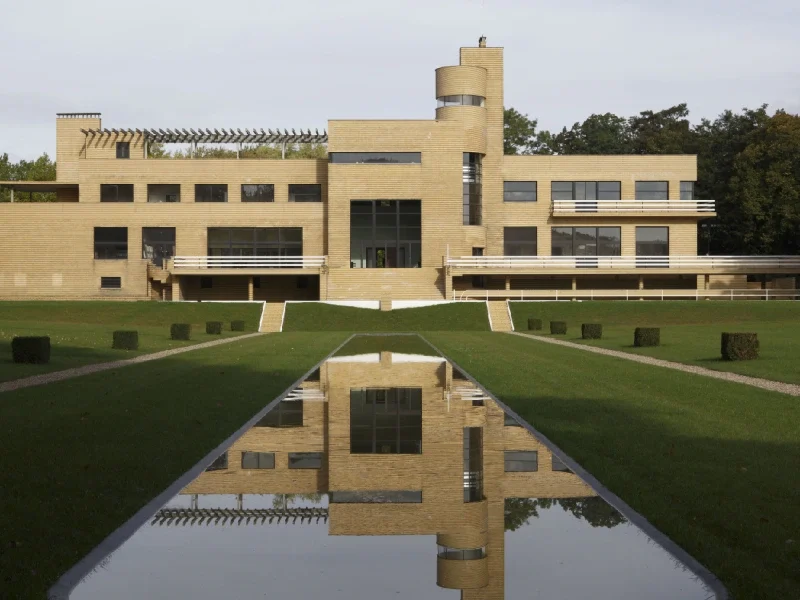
xmin=551 ymin=199 xmax=716 ymax=215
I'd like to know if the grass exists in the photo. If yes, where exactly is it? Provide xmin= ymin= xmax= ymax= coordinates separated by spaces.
xmin=509 ymin=301 xmax=800 ymax=384
xmin=0 ymin=302 xmax=262 ymax=383
xmin=427 ymin=331 xmax=800 ymax=599
xmin=283 ymin=302 xmax=490 ymax=332
xmin=0 ymin=331 xmax=348 ymax=599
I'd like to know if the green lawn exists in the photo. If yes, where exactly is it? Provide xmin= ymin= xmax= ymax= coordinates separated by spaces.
xmin=283 ymin=302 xmax=490 ymax=332
xmin=509 ymin=301 xmax=800 ymax=384
xmin=0 ymin=302 xmax=262 ymax=383
xmin=427 ymin=331 xmax=800 ymax=599
xmin=0 ymin=332 xmax=347 ymax=600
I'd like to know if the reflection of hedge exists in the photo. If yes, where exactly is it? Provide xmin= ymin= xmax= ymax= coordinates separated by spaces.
xmin=206 ymin=321 xmax=223 ymax=335
xmin=231 ymin=320 xmax=246 ymax=332
xmin=550 ymin=321 xmax=567 ymax=335
xmin=11 ymin=336 xmax=51 ymax=364
xmin=581 ymin=324 xmax=602 ymax=339
xmin=170 ymin=324 xmax=191 ymax=340
xmin=112 ymin=331 xmax=139 ymax=350
xmin=527 ymin=318 xmax=542 ymax=331
xmin=634 ymin=328 xmax=660 ymax=347
xmin=721 ymin=332 xmax=759 ymax=361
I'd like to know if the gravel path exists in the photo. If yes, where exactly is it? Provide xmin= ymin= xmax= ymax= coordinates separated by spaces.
xmin=0 ymin=333 xmax=264 ymax=395
xmin=510 ymin=331 xmax=800 ymax=397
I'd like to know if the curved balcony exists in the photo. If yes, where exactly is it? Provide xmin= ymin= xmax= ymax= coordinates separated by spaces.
xmin=552 ymin=199 xmax=715 ymax=215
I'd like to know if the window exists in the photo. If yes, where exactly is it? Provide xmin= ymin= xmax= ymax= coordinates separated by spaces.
xmin=200 ymin=276 xmax=212 ymax=289
xmin=504 ymin=181 xmax=537 ymax=202
xmin=504 ymin=227 xmax=537 ymax=256
xmin=552 ymin=455 xmax=572 ymax=473
xmin=472 ymin=247 xmax=485 ymax=288
xmin=147 ymin=184 xmax=180 ymax=203
xmin=680 ymin=181 xmax=695 ymax=200
xmin=504 ymin=412 xmax=522 ymax=427
xmin=207 ymin=228 xmax=302 ymax=265
xmin=551 ymin=227 xmax=621 ymax=258
xmin=288 ymin=452 xmax=323 ymax=469
xmin=329 ymin=491 xmax=422 ymax=503
xmin=350 ymin=200 xmax=421 ymax=268
xmin=504 ymin=450 xmax=538 ymax=472
xmin=350 ymin=388 xmax=422 ymax=454
xmin=100 ymin=184 xmax=134 ymax=203
xmin=100 ymin=276 xmax=121 ymax=289
xmin=635 ymin=181 xmax=669 ymax=200
xmin=288 ymin=184 xmax=321 ymax=202
xmin=241 ymin=452 xmax=275 ymax=469
xmin=329 ymin=153 xmax=421 ymax=164
xmin=94 ymin=227 xmax=128 ymax=259
xmin=116 ymin=142 xmax=130 ymax=159
xmin=297 ymin=276 xmax=309 ymax=289
xmin=437 ymin=547 xmax=487 ymax=560
xmin=436 ymin=95 xmax=485 ymax=107
xmin=241 ymin=184 xmax=274 ymax=202
xmin=195 ymin=184 xmax=227 ymax=203
xmin=464 ymin=427 xmax=483 ymax=502
xmin=636 ymin=227 xmax=669 ymax=256
xmin=142 ymin=227 xmax=175 ymax=267
xmin=463 ymin=153 xmax=482 ymax=225
xmin=551 ymin=181 xmax=621 ymax=200
xmin=255 ymin=400 xmax=303 ymax=428
xmin=205 ymin=452 xmax=228 ymax=472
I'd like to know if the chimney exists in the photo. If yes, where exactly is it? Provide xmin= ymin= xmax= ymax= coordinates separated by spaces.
xmin=478 ymin=36 xmax=487 ymax=48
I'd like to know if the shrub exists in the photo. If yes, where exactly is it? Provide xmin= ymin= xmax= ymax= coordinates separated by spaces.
xmin=206 ymin=321 xmax=223 ymax=335
xmin=721 ymin=332 xmax=759 ymax=361
xmin=11 ymin=336 xmax=51 ymax=364
xmin=231 ymin=320 xmax=246 ymax=332
xmin=634 ymin=327 xmax=660 ymax=347
xmin=170 ymin=323 xmax=191 ymax=340
xmin=550 ymin=321 xmax=567 ymax=335
xmin=581 ymin=324 xmax=603 ymax=339
xmin=527 ymin=318 xmax=542 ymax=331
xmin=112 ymin=330 xmax=139 ymax=350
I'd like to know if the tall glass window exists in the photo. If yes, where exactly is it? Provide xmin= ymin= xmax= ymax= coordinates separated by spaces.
xmin=94 ymin=227 xmax=128 ymax=259
xmin=350 ymin=200 xmax=421 ymax=268
xmin=142 ymin=227 xmax=176 ymax=266
xmin=207 ymin=227 xmax=302 ymax=262
xmin=680 ymin=182 xmax=695 ymax=200
xmin=504 ymin=227 xmax=537 ymax=256
xmin=350 ymin=388 xmax=422 ymax=454
xmin=636 ymin=227 xmax=669 ymax=256
xmin=463 ymin=153 xmax=482 ymax=225
xmin=551 ymin=227 xmax=621 ymax=256
xmin=635 ymin=181 xmax=669 ymax=200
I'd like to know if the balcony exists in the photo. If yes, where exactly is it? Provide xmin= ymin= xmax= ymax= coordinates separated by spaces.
xmin=446 ymin=255 xmax=800 ymax=274
xmin=169 ymin=255 xmax=327 ymax=275
xmin=551 ymin=200 xmax=715 ymax=215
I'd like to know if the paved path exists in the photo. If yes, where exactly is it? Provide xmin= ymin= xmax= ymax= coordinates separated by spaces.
xmin=0 ymin=333 xmax=264 ymax=394
xmin=510 ymin=331 xmax=800 ymax=397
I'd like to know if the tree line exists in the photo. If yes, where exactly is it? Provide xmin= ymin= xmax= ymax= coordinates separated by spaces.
xmin=505 ymin=104 xmax=800 ymax=255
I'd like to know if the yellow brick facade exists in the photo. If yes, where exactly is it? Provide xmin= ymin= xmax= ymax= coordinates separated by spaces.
xmin=4 ymin=40 xmax=777 ymax=303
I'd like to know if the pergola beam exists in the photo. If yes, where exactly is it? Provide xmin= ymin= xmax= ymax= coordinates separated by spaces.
xmin=80 ymin=126 xmax=328 ymax=144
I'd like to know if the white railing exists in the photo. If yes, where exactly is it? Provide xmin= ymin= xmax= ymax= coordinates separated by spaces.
xmin=455 ymin=289 xmax=800 ymax=301
xmin=552 ymin=200 xmax=715 ymax=213
xmin=446 ymin=255 xmax=800 ymax=270
xmin=172 ymin=256 xmax=327 ymax=269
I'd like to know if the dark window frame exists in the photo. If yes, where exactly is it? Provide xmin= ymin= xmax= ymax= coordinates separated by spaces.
xmin=288 ymin=184 xmax=322 ymax=203
xmin=94 ymin=227 xmax=128 ymax=260
xmin=205 ymin=452 xmax=228 ymax=472
xmin=504 ymin=227 xmax=537 ymax=256
xmin=635 ymin=181 xmax=669 ymax=201
xmin=550 ymin=227 xmax=622 ymax=261
xmin=100 ymin=276 xmax=122 ymax=289
xmin=350 ymin=387 xmax=423 ymax=454
xmin=115 ymin=141 xmax=130 ymax=159
xmin=463 ymin=153 xmax=482 ymax=225
xmin=100 ymin=184 xmax=134 ymax=203
xmin=635 ymin=226 xmax=670 ymax=267
xmin=329 ymin=152 xmax=421 ymax=164
xmin=504 ymin=450 xmax=538 ymax=472
xmin=147 ymin=183 xmax=180 ymax=203
xmin=255 ymin=400 xmax=303 ymax=428
xmin=504 ymin=181 xmax=537 ymax=202
xmin=551 ymin=181 xmax=621 ymax=202
xmin=288 ymin=452 xmax=323 ymax=469
xmin=680 ymin=181 xmax=695 ymax=200
xmin=241 ymin=184 xmax=275 ymax=202
xmin=241 ymin=451 xmax=275 ymax=470
xmin=142 ymin=227 xmax=176 ymax=267
xmin=207 ymin=227 xmax=303 ymax=265
xmin=195 ymin=184 xmax=228 ymax=203
xmin=350 ymin=200 xmax=421 ymax=269
xmin=436 ymin=95 xmax=485 ymax=107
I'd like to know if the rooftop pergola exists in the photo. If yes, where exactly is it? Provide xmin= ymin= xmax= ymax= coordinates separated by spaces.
xmin=79 ymin=127 xmax=328 ymax=144
xmin=151 ymin=506 xmax=329 ymax=526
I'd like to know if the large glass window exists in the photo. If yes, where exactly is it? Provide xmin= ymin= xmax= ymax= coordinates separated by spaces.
xmin=329 ymin=153 xmax=421 ymax=164
xmin=504 ymin=227 xmax=537 ymax=256
xmin=350 ymin=200 xmax=421 ymax=268
xmin=241 ymin=184 xmax=274 ymax=202
xmin=437 ymin=95 xmax=485 ymax=107
xmin=288 ymin=453 xmax=323 ymax=469
xmin=241 ymin=452 xmax=275 ymax=469
xmin=551 ymin=227 xmax=621 ymax=257
xmin=142 ymin=227 xmax=176 ymax=267
xmin=464 ymin=427 xmax=483 ymax=502
xmin=551 ymin=181 xmax=621 ymax=200
xmin=207 ymin=227 xmax=302 ymax=262
xmin=635 ymin=181 xmax=669 ymax=200
xmin=680 ymin=181 xmax=695 ymax=200
xmin=289 ymin=184 xmax=322 ymax=202
xmin=100 ymin=184 xmax=133 ymax=203
xmin=504 ymin=181 xmax=537 ymax=202
xmin=504 ymin=451 xmax=538 ymax=472
xmin=350 ymin=388 xmax=422 ymax=454
xmin=94 ymin=227 xmax=128 ymax=259
xmin=147 ymin=184 xmax=180 ymax=203
xmin=195 ymin=184 xmax=227 ymax=203
xmin=463 ymin=153 xmax=482 ymax=225
xmin=255 ymin=400 xmax=303 ymax=427
xmin=636 ymin=227 xmax=669 ymax=256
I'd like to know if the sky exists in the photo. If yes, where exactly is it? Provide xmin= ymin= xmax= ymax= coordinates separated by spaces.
xmin=1 ymin=0 xmax=798 ymax=160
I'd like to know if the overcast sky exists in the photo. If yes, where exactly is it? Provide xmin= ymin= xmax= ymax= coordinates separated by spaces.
xmin=1 ymin=0 xmax=798 ymax=160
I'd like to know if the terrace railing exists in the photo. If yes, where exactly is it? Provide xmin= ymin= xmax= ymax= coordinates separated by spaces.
xmin=446 ymin=255 xmax=800 ymax=270
xmin=551 ymin=200 xmax=715 ymax=214
xmin=454 ymin=288 xmax=799 ymax=301
xmin=172 ymin=256 xmax=327 ymax=269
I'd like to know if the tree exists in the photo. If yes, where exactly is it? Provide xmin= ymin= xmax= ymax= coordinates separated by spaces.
xmin=503 ymin=108 xmax=541 ymax=155
xmin=549 ymin=113 xmax=633 ymax=155
xmin=629 ymin=103 xmax=695 ymax=155
xmin=0 ymin=152 xmax=57 ymax=202
xmin=505 ymin=497 xmax=625 ymax=531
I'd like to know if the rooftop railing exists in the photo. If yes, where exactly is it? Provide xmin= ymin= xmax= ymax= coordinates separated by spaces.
xmin=552 ymin=200 xmax=715 ymax=213
xmin=172 ymin=256 xmax=327 ymax=269
xmin=446 ymin=255 xmax=800 ymax=270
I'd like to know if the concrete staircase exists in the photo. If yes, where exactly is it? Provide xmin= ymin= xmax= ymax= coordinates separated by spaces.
xmin=259 ymin=302 xmax=286 ymax=332
xmin=487 ymin=301 xmax=513 ymax=332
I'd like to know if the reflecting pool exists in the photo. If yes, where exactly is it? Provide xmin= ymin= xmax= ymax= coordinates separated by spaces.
xmin=69 ymin=336 xmax=716 ymax=599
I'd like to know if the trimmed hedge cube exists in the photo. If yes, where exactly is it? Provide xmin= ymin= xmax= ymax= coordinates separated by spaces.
xmin=112 ymin=330 xmax=139 ymax=350
xmin=581 ymin=324 xmax=603 ymax=339
xmin=550 ymin=321 xmax=567 ymax=335
xmin=206 ymin=321 xmax=223 ymax=335
xmin=527 ymin=318 xmax=542 ymax=331
xmin=170 ymin=323 xmax=191 ymax=340
xmin=11 ymin=336 xmax=51 ymax=364
xmin=634 ymin=327 xmax=660 ymax=347
xmin=721 ymin=332 xmax=759 ymax=361
xmin=231 ymin=320 xmax=246 ymax=332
